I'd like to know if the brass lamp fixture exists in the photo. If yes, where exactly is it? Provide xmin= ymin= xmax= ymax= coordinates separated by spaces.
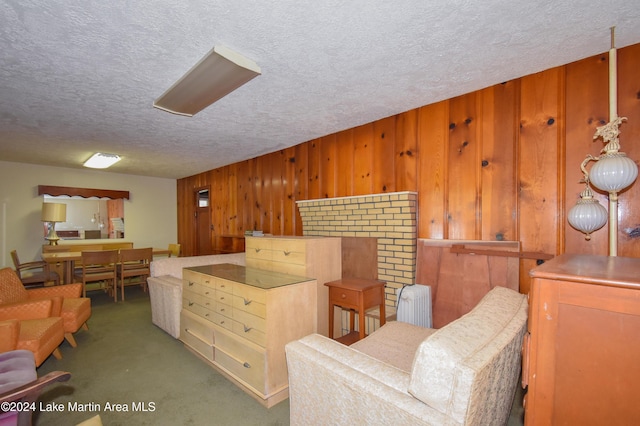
xmin=568 ymin=27 xmax=638 ymax=256
xmin=41 ymin=202 xmax=67 ymax=245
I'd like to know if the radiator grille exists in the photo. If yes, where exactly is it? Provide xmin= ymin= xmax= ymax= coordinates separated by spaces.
xmin=397 ymin=284 xmax=432 ymax=328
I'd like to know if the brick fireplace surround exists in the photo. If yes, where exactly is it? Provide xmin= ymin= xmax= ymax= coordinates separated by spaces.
xmin=296 ymin=191 xmax=418 ymax=309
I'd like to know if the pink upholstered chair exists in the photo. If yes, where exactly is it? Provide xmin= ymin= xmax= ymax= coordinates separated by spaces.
xmin=0 ymin=267 xmax=91 ymax=348
xmin=0 ymin=350 xmax=70 ymax=426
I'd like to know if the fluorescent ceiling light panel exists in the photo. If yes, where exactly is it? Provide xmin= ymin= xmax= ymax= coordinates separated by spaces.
xmin=84 ymin=153 xmax=121 ymax=169
xmin=153 ymin=45 xmax=261 ymax=117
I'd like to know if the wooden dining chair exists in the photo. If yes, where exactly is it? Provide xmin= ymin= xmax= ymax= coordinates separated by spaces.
xmin=76 ymin=250 xmax=118 ymax=301
xmin=117 ymin=248 xmax=152 ymax=301
xmin=10 ymin=250 xmax=60 ymax=287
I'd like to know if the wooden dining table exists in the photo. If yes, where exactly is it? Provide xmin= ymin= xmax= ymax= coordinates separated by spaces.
xmin=42 ymin=248 xmax=171 ymax=284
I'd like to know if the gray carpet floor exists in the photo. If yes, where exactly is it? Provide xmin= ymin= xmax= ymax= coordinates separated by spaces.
xmin=36 ymin=286 xmax=290 ymax=426
xmin=35 ymin=285 xmax=525 ymax=426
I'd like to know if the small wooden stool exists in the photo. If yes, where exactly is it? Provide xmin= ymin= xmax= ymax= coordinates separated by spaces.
xmin=325 ymin=278 xmax=386 ymax=345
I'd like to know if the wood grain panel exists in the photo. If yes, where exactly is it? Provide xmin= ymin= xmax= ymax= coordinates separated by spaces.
xmin=320 ymin=134 xmax=337 ymax=198
xmin=616 ymin=43 xmax=640 ymax=258
xmin=372 ymin=116 xmax=396 ymax=193
xmin=395 ymin=109 xmax=418 ymax=192
xmin=335 ymin=129 xmax=354 ymax=197
xmin=307 ymin=138 xmax=321 ymax=200
xmin=283 ymin=146 xmax=297 ymax=235
xmin=353 ymin=123 xmax=373 ymax=195
xmin=564 ymin=52 xmax=609 ymax=254
xmin=519 ymin=68 xmax=562 ymax=256
xmin=447 ymin=93 xmax=481 ymax=239
xmin=417 ymin=102 xmax=447 ymax=239
xmin=480 ymin=82 xmax=518 ymax=241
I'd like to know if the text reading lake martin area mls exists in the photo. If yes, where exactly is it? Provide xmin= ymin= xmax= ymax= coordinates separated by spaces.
xmin=1 ymin=401 xmax=157 ymax=413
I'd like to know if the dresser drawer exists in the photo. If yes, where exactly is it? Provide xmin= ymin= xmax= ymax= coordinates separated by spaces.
xmin=271 ymin=247 xmax=306 ymax=266
xmin=180 ymin=311 xmax=215 ymax=362
xmin=214 ymin=278 xmax=233 ymax=294
xmin=183 ymin=270 xmax=215 ymax=288
xmin=214 ymin=332 xmax=265 ymax=393
xmin=234 ymin=283 xmax=266 ymax=305
xmin=329 ymin=286 xmax=360 ymax=308
xmin=233 ymin=295 xmax=266 ymax=318
xmin=272 ymin=262 xmax=307 ymax=277
xmin=232 ymin=314 xmax=266 ymax=347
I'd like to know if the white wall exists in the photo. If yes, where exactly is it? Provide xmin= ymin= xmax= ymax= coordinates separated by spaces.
xmin=0 ymin=161 xmax=177 ymax=267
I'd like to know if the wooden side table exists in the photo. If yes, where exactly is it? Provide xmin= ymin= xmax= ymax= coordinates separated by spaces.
xmin=325 ymin=278 xmax=386 ymax=345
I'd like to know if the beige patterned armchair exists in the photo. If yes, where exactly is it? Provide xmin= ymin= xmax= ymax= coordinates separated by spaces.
xmin=285 ymin=286 xmax=527 ymax=426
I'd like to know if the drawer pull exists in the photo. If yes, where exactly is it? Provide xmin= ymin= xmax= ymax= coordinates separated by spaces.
xmin=283 ymin=250 xmax=291 ymax=256
xmin=188 ymin=301 xmax=194 ymax=306
xmin=341 ymin=293 xmax=347 ymax=299
xmin=220 ymin=308 xmax=225 ymax=312
xmin=254 ymin=248 xmax=261 ymax=253
xmin=205 ymin=291 xmax=210 ymax=295
xmin=188 ymin=281 xmax=194 ymax=286
xmin=205 ymin=313 xmax=210 ymax=317
xmin=243 ymin=298 xmax=252 ymax=306
xmin=243 ymin=325 xmax=252 ymax=333
xmin=243 ymin=362 xmax=251 ymax=369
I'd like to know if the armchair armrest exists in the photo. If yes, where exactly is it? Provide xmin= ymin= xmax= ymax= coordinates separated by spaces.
xmin=285 ymin=334 xmax=447 ymax=426
xmin=0 ymin=299 xmax=54 ymax=321
xmin=15 ymin=260 xmax=48 ymax=272
xmin=27 ymin=283 xmax=83 ymax=299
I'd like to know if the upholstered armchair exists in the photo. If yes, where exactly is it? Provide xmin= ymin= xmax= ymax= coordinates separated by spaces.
xmin=0 ymin=349 xmax=70 ymax=426
xmin=0 ymin=267 xmax=91 ymax=348
xmin=285 ymin=287 xmax=528 ymax=426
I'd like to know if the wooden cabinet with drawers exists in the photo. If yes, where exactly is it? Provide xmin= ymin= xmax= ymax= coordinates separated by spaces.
xmin=245 ymin=236 xmax=342 ymax=337
xmin=524 ymin=254 xmax=640 ymax=425
xmin=179 ymin=263 xmax=317 ymax=408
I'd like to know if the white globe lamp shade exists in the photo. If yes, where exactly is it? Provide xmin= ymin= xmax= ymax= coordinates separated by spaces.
xmin=568 ymin=192 xmax=608 ymax=240
xmin=590 ymin=153 xmax=638 ymax=193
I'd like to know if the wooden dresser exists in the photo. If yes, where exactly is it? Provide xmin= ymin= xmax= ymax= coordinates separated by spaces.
xmin=244 ymin=236 xmax=341 ymax=337
xmin=179 ymin=263 xmax=317 ymax=408
xmin=524 ymin=254 xmax=640 ymax=425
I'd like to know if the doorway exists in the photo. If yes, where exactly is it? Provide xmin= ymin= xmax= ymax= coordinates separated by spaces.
xmin=195 ymin=187 xmax=213 ymax=255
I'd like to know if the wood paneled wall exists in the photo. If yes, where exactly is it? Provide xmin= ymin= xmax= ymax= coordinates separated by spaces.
xmin=178 ymin=43 xmax=640 ymax=292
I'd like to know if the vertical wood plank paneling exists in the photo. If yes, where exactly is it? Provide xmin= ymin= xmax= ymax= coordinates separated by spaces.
xmin=176 ymin=43 xmax=640 ymax=278
xmin=353 ymin=123 xmax=373 ymax=195
xmin=236 ymin=160 xmax=251 ymax=235
xmin=616 ymin=43 xmax=640 ymax=258
xmin=447 ymin=93 xmax=481 ymax=239
xmin=336 ymin=129 xmax=354 ymax=196
xmin=518 ymin=68 xmax=563 ymax=255
xmin=251 ymin=158 xmax=263 ymax=231
xmin=372 ymin=116 xmax=396 ymax=193
xmin=480 ymin=82 xmax=518 ymax=241
xmin=268 ymin=150 xmax=285 ymax=235
xmin=294 ymin=142 xmax=309 ymax=233
xmin=320 ymin=134 xmax=337 ymax=198
xmin=565 ymin=53 xmax=609 ymax=254
xmin=417 ymin=102 xmax=448 ymax=238
xmin=282 ymin=147 xmax=297 ymax=235
xmin=395 ymin=110 xmax=418 ymax=192
xmin=307 ymin=138 xmax=321 ymax=200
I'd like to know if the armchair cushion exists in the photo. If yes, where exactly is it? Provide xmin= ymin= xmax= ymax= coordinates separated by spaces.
xmin=15 ymin=317 xmax=64 ymax=366
xmin=0 ymin=320 xmax=20 ymax=353
xmin=408 ymin=286 xmax=527 ymax=424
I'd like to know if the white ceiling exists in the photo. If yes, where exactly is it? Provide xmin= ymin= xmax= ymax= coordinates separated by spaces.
xmin=1 ymin=1 xmax=639 ymax=179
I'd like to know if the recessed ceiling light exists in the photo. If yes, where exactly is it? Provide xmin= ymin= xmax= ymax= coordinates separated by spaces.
xmin=83 ymin=153 xmax=121 ymax=169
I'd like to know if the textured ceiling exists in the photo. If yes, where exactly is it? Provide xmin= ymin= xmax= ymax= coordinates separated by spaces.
xmin=1 ymin=0 xmax=639 ymax=179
